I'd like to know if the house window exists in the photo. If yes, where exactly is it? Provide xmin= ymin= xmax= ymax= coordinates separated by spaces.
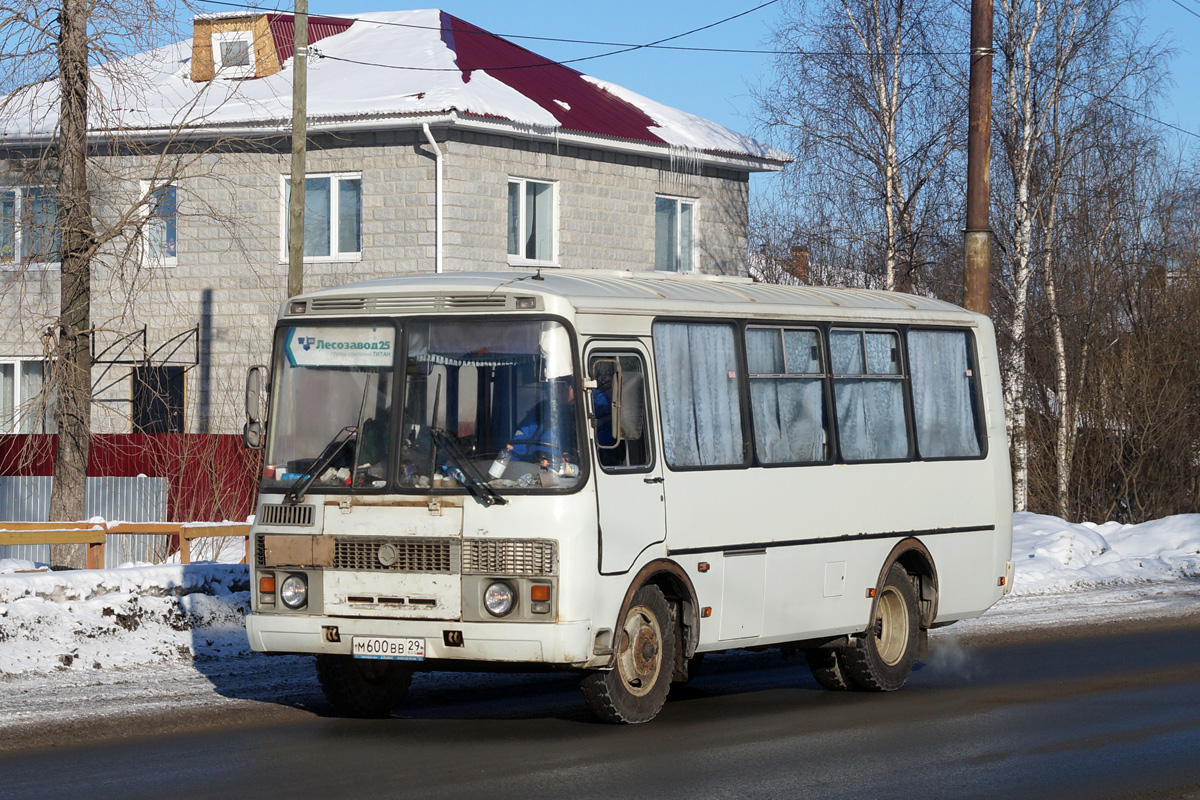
xmin=655 ymin=196 xmax=694 ymax=272
xmin=133 ymin=366 xmax=185 ymax=434
xmin=507 ymin=178 xmax=556 ymax=264
xmin=282 ymin=174 xmax=362 ymax=261
xmin=214 ymin=30 xmax=255 ymax=79
xmin=1 ymin=187 xmax=60 ymax=265
xmin=143 ymin=184 xmax=178 ymax=266
xmin=0 ymin=358 xmax=55 ymax=434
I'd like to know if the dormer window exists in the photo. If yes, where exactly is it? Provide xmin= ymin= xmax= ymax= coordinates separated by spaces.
xmin=214 ymin=30 xmax=255 ymax=78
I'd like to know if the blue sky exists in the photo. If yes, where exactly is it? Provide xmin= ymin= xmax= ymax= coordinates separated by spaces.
xmin=210 ymin=0 xmax=1200 ymax=172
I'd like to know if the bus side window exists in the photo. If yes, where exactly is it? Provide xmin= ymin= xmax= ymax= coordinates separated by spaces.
xmin=590 ymin=353 xmax=652 ymax=471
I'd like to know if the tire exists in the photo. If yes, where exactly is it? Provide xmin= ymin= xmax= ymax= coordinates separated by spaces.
xmin=840 ymin=563 xmax=920 ymax=692
xmin=581 ymin=585 xmax=677 ymax=724
xmin=805 ymin=647 xmax=852 ymax=691
xmin=316 ymin=654 xmax=413 ymax=718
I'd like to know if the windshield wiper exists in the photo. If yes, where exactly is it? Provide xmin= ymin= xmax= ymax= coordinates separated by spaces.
xmin=430 ymin=427 xmax=507 ymax=507
xmin=285 ymin=425 xmax=356 ymax=505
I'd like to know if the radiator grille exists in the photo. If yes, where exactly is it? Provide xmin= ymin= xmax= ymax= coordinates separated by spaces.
xmin=333 ymin=537 xmax=458 ymax=573
xmin=257 ymin=503 xmax=315 ymax=527
xmin=463 ymin=539 xmax=557 ymax=576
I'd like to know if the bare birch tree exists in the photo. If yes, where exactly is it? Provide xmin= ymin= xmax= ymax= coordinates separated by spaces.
xmin=991 ymin=0 xmax=1165 ymax=510
xmin=757 ymin=0 xmax=961 ymax=292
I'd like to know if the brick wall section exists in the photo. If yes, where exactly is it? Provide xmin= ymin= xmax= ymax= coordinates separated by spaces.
xmin=1 ymin=128 xmax=752 ymax=437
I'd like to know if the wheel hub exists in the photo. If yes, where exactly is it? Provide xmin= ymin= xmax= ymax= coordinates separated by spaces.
xmin=616 ymin=604 xmax=662 ymax=696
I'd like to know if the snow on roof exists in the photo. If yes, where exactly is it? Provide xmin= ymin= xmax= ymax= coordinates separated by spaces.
xmin=0 ymin=9 xmax=788 ymax=167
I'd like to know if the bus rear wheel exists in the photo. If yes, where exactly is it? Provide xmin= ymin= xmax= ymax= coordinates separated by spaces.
xmin=316 ymin=653 xmax=413 ymax=718
xmin=806 ymin=647 xmax=852 ymax=691
xmin=840 ymin=564 xmax=920 ymax=692
xmin=581 ymin=584 xmax=677 ymax=724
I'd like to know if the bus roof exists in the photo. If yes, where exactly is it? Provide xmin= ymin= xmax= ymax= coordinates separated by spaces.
xmin=290 ymin=270 xmax=980 ymax=324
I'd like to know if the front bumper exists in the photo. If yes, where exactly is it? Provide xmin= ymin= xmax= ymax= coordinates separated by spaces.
xmin=246 ymin=613 xmax=594 ymax=667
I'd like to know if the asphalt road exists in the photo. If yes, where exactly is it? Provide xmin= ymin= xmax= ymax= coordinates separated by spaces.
xmin=3 ymin=619 xmax=1199 ymax=800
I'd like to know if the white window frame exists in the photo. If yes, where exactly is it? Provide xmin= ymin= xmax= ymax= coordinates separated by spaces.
xmin=1 ymin=186 xmax=60 ymax=270
xmin=507 ymin=177 xmax=559 ymax=267
xmin=278 ymin=172 xmax=363 ymax=264
xmin=141 ymin=181 xmax=178 ymax=268
xmin=213 ymin=30 xmax=256 ymax=79
xmin=654 ymin=195 xmax=697 ymax=273
xmin=0 ymin=357 xmax=53 ymax=434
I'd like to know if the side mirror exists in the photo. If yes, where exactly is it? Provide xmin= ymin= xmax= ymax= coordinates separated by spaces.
xmin=243 ymin=421 xmax=264 ymax=450
xmin=244 ymin=366 xmax=267 ymax=450
xmin=591 ymin=358 xmax=624 ymax=449
xmin=246 ymin=365 xmax=266 ymax=422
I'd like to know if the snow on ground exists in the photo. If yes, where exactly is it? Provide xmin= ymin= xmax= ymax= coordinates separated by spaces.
xmin=0 ymin=512 xmax=1197 ymax=735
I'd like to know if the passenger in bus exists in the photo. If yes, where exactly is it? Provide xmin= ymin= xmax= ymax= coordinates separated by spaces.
xmin=593 ymin=378 xmax=616 ymax=448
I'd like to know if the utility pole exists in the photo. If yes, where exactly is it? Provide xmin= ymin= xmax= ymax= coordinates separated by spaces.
xmin=964 ymin=0 xmax=993 ymax=315
xmin=287 ymin=0 xmax=308 ymax=298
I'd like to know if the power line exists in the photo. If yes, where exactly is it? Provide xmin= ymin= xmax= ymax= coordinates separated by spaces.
xmin=195 ymin=0 xmax=964 ymax=59
xmin=1022 ymin=60 xmax=1200 ymax=141
xmin=190 ymin=0 xmax=1198 ymax=141
xmin=195 ymin=0 xmax=786 ymax=56
xmin=1166 ymin=0 xmax=1200 ymax=21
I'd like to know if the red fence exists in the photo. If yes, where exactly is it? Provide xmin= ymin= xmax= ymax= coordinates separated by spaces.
xmin=0 ymin=434 xmax=261 ymax=522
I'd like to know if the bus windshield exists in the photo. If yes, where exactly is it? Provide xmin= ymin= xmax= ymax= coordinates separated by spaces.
xmin=262 ymin=324 xmax=395 ymax=492
xmin=398 ymin=319 xmax=583 ymax=491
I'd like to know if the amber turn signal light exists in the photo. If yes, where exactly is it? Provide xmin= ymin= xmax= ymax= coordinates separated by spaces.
xmin=701 ymin=607 xmax=712 ymax=618
xmin=259 ymin=575 xmax=276 ymax=594
xmin=530 ymin=584 xmax=551 ymax=602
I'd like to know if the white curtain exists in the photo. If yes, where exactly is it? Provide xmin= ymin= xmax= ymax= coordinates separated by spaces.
xmin=746 ymin=328 xmax=824 ymax=463
xmin=654 ymin=322 xmax=744 ymax=467
xmin=750 ymin=379 xmax=824 ymax=463
xmin=831 ymin=330 xmax=908 ymax=461
xmin=908 ymin=330 xmax=981 ymax=458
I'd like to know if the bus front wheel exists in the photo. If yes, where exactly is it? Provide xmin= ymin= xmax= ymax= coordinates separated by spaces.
xmin=316 ymin=653 xmax=413 ymax=718
xmin=841 ymin=563 xmax=920 ymax=691
xmin=581 ymin=584 xmax=677 ymax=724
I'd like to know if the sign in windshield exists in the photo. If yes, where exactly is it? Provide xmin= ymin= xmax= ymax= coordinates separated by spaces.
xmin=284 ymin=326 xmax=395 ymax=368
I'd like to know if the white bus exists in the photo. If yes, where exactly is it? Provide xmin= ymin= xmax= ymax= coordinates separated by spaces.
xmin=244 ymin=270 xmax=1013 ymax=723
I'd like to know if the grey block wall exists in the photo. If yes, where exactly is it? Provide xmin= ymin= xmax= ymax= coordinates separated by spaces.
xmin=1 ymin=127 xmax=753 ymax=438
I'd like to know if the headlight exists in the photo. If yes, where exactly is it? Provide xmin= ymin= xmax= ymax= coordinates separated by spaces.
xmin=280 ymin=574 xmax=308 ymax=609
xmin=483 ymin=581 xmax=516 ymax=617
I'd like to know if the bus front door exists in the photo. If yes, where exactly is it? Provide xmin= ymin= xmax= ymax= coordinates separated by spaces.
xmin=586 ymin=345 xmax=665 ymax=575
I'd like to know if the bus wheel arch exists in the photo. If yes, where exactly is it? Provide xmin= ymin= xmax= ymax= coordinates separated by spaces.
xmin=880 ymin=538 xmax=939 ymax=631
xmin=608 ymin=561 xmax=700 ymax=682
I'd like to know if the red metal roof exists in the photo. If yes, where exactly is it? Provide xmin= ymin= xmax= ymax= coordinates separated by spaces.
xmin=439 ymin=12 xmax=666 ymax=146
xmin=266 ymin=13 xmax=355 ymax=65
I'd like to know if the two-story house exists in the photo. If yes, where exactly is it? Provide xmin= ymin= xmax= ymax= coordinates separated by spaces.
xmin=0 ymin=9 xmax=786 ymax=528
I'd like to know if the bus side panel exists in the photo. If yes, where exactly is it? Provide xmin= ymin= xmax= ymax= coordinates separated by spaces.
xmin=663 ymin=457 xmax=1005 ymax=644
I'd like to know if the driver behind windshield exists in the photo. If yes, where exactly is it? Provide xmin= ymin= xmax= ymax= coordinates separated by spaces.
xmin=507 ymin=377 xmax=577 ymax=469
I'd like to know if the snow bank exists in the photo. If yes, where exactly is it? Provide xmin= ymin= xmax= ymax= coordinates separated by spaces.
xmin=0 ymin=564 xmax=249 ymax=675
xmin=1013 ymin=512 xmax=1200 ymax=594
xmin=2 ymin=512 xmax=1198 ymax=677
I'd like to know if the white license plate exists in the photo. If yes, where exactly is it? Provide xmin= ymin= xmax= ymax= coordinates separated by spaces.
xmin=351 ymin=636 xmax=425 ymax=661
